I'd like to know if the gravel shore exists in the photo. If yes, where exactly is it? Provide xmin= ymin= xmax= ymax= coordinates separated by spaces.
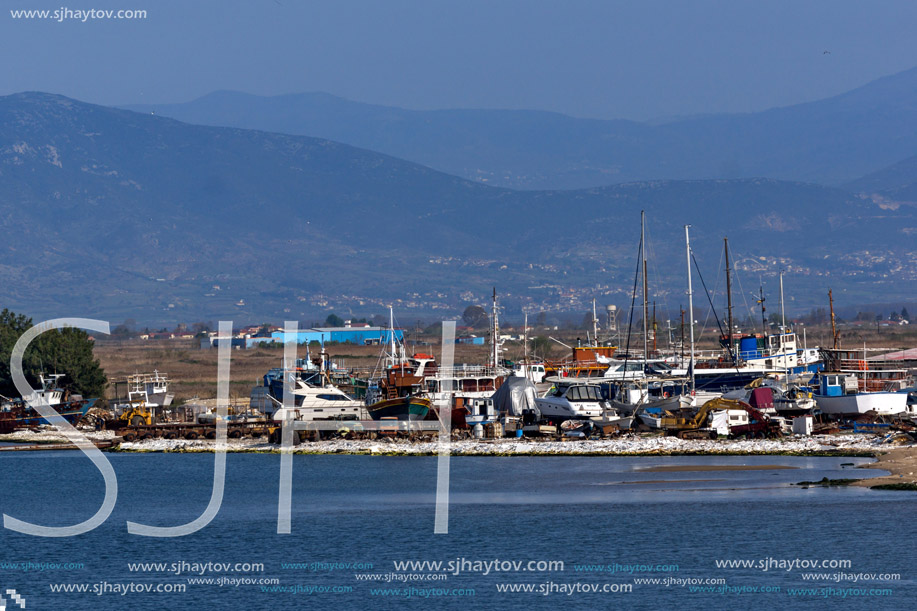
xmin=4 ymin=429 xmax=913 ymax=470
xmin=112 ymin=432 xmax=904 ymax=456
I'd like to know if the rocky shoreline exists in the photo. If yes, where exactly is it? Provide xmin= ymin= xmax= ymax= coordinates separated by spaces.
xmin=113 ymin=434 xmax=891 ymax=456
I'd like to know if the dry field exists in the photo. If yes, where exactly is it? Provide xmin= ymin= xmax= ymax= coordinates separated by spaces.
xmin=92 ymin=339 xmax=495 ymax=402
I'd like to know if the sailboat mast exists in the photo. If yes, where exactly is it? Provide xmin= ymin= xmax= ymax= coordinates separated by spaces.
xmin=685 ymin=225 xmax=696 ymax=396
xmin=779 ymin=271 xmax=786 ymax=332
xmin=724 ymin=237 xmax=733 ymax=358
xmin=779 ymin=271 xmax=788 ymax=379
xmin=641 ymin=211 xmax=648 ymax=359
xmin=829 ymin=289 xmax=838 ymax=349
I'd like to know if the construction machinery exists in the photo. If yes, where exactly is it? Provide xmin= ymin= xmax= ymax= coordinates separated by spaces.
xmin=659 ymin=397 xmax=780 ymax=439
xmin=119 ymin=405 xmax=152 ymax=427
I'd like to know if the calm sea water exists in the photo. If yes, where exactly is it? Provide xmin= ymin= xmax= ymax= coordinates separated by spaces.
xmin=0 ymin=453 xmax=913 ymax=610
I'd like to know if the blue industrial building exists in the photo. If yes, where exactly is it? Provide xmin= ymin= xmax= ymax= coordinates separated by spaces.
xmin=269 ymin=327 xmax=403 ymax=346
xmin=455 ymin=335 xmax=485 ymax=345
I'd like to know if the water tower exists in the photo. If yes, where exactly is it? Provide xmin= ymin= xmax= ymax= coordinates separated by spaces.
xmin=606 ymin=304 xmax=617 ymax=332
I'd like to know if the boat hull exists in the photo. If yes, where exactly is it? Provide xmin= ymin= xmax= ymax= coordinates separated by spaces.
xmin=367 ymin=397 xmax=431 ymax=421
xmin=814 ymin=392 xmax=907 ymax=416
xmin=2 ymin=399 xmax=95 ymax=430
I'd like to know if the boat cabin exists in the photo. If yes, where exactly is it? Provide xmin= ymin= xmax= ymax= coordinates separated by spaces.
xmin=819 ymin=373 xmax=857 ymax=397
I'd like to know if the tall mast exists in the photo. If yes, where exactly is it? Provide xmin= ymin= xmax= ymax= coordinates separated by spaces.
xmin=685 ymin=225 xmax=696 ymax=396
xmin=523 ymin=311 xmax=529 ymax=371
xmin=724 ymin=237 xmax=734 ymax=359
xmin=829 ymin=289 xmax=838 ymax=349
xmin=779 ymin=271 xmax=788 ymax=379
xmin=641 ymin=210 xmax=648 ymax=360
xmin=779 ymin=271 xmax=786 ymax=332
xmin=491 ymin=287 xmax=500 ymax=368
xmin=592 ymin=298 xmax=598 ymax=345
xmin=758 ymin=283 xmax=767 ymax=334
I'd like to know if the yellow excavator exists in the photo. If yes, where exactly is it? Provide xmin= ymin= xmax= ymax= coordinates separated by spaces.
xmin=659 ymin=397 xmax=771 ymax=439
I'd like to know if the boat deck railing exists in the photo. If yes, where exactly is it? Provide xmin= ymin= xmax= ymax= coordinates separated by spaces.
xmin=434 ymin=366 xmax=506 ymax=379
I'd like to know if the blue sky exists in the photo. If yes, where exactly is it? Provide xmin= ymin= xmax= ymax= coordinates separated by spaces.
xmin=2 ymin=0 xmax=916 ymax=120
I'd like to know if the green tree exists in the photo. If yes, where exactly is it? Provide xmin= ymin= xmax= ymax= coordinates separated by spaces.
xmin=325 ymin=313 xmax=345 ymax=327
xmin=902 ymin=308 xmax=910 ymax=321
xmin=462 ymin=305 xmax=488 ymax=328
xmin=0 ymin=309 xmax=107 ymax=398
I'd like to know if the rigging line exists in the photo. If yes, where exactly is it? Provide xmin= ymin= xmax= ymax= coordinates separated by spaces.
xmin=697 ymin=245 xmax=724 ymax=344
xmin=692 ymin=252 xmax=740 ymax=372
xmin=727 ymin=242 xmax=754 ymax=329
xmin=643 ymin=218 xmax=671 ymax=343
xmin=622 ymin=231 xmax=644 ymax=372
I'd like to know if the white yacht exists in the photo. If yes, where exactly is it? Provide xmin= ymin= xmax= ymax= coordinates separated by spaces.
xmin=535 ymin=381 xmax=629 ymax=427
xmin=270 ymin=378 xmax=366 ymax=422
xmin=252 ymin=359 xmax=366 ymax=421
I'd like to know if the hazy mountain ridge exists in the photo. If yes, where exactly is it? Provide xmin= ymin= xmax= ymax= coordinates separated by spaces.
xmin=847 ymin=153 xmax=917 ymax=202
xmin=124 ymin=66 xmax=917 ymax=190
xmin=1 ymin=93 xmax=914 ymax=323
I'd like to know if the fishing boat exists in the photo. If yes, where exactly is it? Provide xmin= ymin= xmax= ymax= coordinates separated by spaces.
xmin=813 ymin=372 xmax=908 ymax=417
xmin=367 ymin=396 xmax=432 ymax=421
xmin=110 ymin=371 xmax=174 ymax=414
xmin=364 ymin=308 xmax=432 ymax=421
xmin=819 ymin=348 xmax=911 ymax=393
xmin=0 ymin=373 xmax=96 ymax=430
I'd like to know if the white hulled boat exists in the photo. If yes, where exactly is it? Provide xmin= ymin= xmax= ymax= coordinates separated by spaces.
xmin=813 ymin=373 xmax=907 ymax=417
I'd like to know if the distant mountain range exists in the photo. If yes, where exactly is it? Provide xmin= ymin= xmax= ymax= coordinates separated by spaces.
xmin=847 ymin=154 xmax=917 ymax=201
xmin=125 ymin=67 xmax=917 ymax=191
xmin=1 ymin=92 xmax=915 ymax=324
